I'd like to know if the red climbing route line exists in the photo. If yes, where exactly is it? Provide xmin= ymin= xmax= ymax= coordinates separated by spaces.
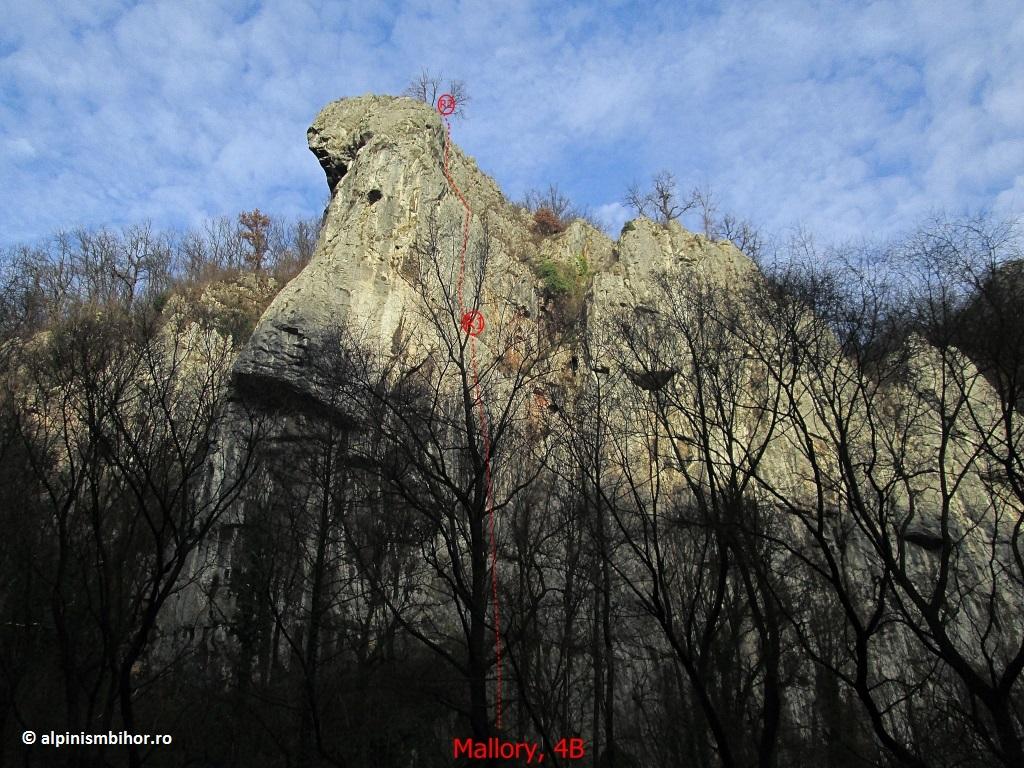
xmin=438 ymin=93 xmax=503 ymax=730
xmin=441 ymin=116 xmax=473 ymax=309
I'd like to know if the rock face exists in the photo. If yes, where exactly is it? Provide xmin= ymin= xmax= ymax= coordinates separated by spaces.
xmin=233 ymin=93 xmax=1014 ymax=591
xmin=210 ymin=95 xmax=1021 ymax=764
xmin=234 ymin=94 xmax=753 ymax=408
xmin=238 ymin=96 xmax=520 ymax=398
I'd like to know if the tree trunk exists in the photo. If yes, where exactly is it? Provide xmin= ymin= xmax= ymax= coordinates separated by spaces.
xmin=469 ymin=508 xmax=493 ymax=749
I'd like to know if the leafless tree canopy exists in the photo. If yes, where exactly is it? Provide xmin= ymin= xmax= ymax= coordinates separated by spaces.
xmin=0 ymin=212 xmax=320 ymax=341
xmin=520 ymin=182 xmax=604 ymax=233
xmin=624 ymin=173 xmax=765 ymax=262
xmin=402 ymin=68 xmax=471 ymax=118
xmin=625 ymin=171 xmax=695 ymax=225
xmin=1 ymin=213 xmax=1023 ymax=767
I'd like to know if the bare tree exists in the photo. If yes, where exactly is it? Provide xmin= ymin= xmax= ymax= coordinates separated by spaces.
xmin=624 ymin=172 xmax=694 ymax=226
xmin=403 ymin=68 xmax=471 ymax=118
xmin=520 ymin=183 xmax=604 ymax=235
xmin=5 ymin=309 xmax=261 ymax=767
xmin=746 ymin=223 xmax=1024 ymax=767
xmin=239 ymin=209 xmax=272 ymax=272
xmin=622 ymin=175 xmax=765 ymax=261
xmin=601 ymin=269 xmax=793 ymax=767
xmin=300 ymin=213 xmax=557 ymax=744
xmin=716 ymin=213 xmax=765 ymax=263
xmin=522 ymin=184 xmax=575 ymax=222
xmin=690 ymin=184 xmax=718 ymax=237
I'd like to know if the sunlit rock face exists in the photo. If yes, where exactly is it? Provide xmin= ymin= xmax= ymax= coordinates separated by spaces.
xmin=234 ymin=94 xmax=756 ymax=413
xmin=233 ymin=93 xmax=1001 ymax=547
xmin=234 ymin=93 xmax=1015 ymax=574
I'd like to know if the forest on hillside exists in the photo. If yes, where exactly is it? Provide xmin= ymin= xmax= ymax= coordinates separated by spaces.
xmin=1 ymin=210 xmax=1023 ymax=768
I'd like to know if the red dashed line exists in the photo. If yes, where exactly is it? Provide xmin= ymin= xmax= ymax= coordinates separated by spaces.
xmin=442 ymin=116 xmax=474 ymax=308
xmin=438 ymin=94 xmax=502 ymax=730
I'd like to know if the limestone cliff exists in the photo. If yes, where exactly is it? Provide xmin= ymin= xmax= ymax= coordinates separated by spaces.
xmin=233 ymin=94 xmax=753 ymax=409
xmin=232 ymin=94 xmax=1016 ymax=587
xmin=212 ymin=95 xmax=1021 ymax=763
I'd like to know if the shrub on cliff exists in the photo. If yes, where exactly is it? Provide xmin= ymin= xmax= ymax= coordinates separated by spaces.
xmin=532 ymin=207 xmax=565 ymax=235
xmin=536 ymin=256 xmax=574 ymax=295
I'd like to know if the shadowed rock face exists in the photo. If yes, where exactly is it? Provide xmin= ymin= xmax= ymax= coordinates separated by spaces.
xmin=233 ymin=94 xmax=754 ymax=410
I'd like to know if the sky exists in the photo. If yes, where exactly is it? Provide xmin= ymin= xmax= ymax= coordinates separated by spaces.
xmin=2 ymin=0 xmax=1022 ymax=250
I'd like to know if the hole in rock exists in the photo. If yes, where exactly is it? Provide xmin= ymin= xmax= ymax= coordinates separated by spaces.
xmin=367 ymin=189 xmax=383 ymax=204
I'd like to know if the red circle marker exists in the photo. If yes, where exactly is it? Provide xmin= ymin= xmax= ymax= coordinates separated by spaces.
xmin=460 ymin=310 xmax=485 ymax=337
xmin=437 ymin=93 xmax=456 ymax=116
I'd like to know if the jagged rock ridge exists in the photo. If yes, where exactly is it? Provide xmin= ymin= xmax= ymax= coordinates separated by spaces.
xmin=234 ymin=94 xmax=752 ymax=409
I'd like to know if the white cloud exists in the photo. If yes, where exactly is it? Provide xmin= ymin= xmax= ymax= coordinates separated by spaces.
xmin=0 ymin=0 xmax=1021 ymax=249
xmin=4 ymin=137 xmax=36 ymax=159
xmin=594 ymin=202 xmax=629 ymax=236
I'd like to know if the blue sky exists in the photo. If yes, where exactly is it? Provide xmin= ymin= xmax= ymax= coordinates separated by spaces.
xmin=2 ymin=0 xmax=1022 ymax=249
